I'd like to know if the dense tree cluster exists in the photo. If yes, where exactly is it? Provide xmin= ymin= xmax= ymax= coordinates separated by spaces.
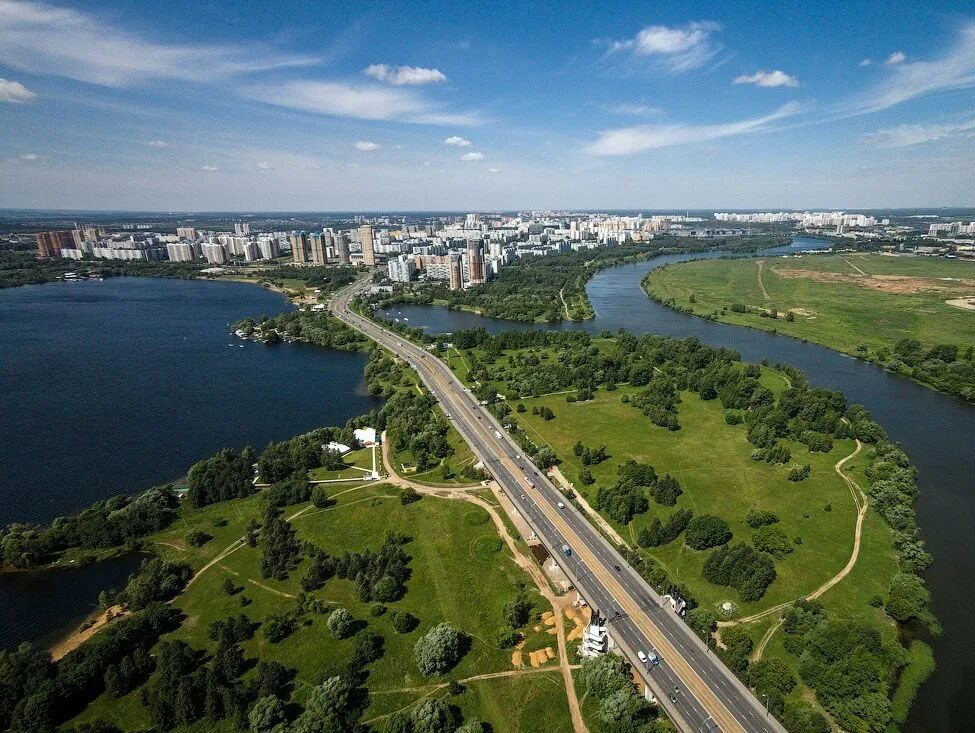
xmin=684 ymin=515 xmax=732 ymax=550
xmin=882 ymin=337 xmax=975 ymax=403
xmin=595 ymin=481 xmax=649 ymax=525
xmin=235 ymin=308 xmax=367 ymax=351
xmin=751 ymin=525 xmax=795 ymax=558
xmin=0 ymin=250 xmax=205 ymax=290
xmin=702 ymin=544 xmax=777 ymax=601
xmin=259 ymin=505 xmax=302 ymax=581
xmin=257 ymin=426 xmax=355 ymax=485
xmin=187 ymin=448 xmax=255 ymax=509
xmin=577 ymin=655 xmax=665 ymax=733
xmin=637 ymin=509 xmax=693 ymax=547
xmin=1 ymin=603 xmax=180 ymax=732
xmin=121 ymin=558 xmax=192 ymax=610
xmin=334 ymin=535 xmax=412 ymax=603
xmin=0 ymin=487 xmax=179 ymax=569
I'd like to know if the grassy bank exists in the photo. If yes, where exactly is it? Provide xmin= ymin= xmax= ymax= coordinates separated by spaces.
xmin=643 ymin=252 xmax=975 ymax=401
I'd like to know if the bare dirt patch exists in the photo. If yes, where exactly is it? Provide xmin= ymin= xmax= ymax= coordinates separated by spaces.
xmin=771 ymin=266 xmax=975 ymax=296
xmin=946 ymin=297 xmax=975 ymax=311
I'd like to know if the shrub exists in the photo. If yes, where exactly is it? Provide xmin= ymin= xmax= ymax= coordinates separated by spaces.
xmin=414 ymin=623 xmax=465 ymax=676
xmin=184 ymin=530 xmax=211 ymax=548
xmin=788 ymin=464 xmax=811 ymax=482
xmin=390 ymin=610 xmax=419 ymax=634
xmin=684 ymin=515 xmax=732 ymax=550
xmin=745 ymin=509 xmax=779 ymax=528
xmin=752 ymin=525 xmax=794 ymax=558
xmin=399 ymin=487 xmax=421 ymax=505
xmin=326 ymin=608 xmax=355 ymax=639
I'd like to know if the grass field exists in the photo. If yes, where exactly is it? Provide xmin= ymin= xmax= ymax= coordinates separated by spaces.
xmin=513 ymin=387 xmax=897 ymax=621
xmin=643 ymin=253 xmax=975 ymax=356
xmin=67 ymin=482 xmax=567 ymax=731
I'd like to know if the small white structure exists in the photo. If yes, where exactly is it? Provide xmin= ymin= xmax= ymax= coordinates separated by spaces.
xmin=581 ymin=610 xmax=614 ymax=658
xmin=324 ymin=441 xmax=351 ymax=455
xmin=354 ymin=427 xmax=377 ymax=446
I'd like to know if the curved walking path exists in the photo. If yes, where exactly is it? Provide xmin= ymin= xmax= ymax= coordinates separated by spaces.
xmin=381 ymin=435 xmax=588 ymax=733
xmin=720 ymin=438 xmax=868 ymax=660
xmin=756 ymin=260 xmax=771 ymax=300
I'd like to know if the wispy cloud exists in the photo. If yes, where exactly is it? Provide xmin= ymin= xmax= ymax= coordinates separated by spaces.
xmin=859 ymin=58 xmax=873 ymax=67
xmin=200 ymin=165 xmax=219 ymax=171
xmin=604 ymin=102 xmax=662 ymax=116
xmin=461 ymin=151 xmax=485 ymax=161
xmin=444 ymin=135 xmax=472 ymax=146
xmin=886 ymin=51 xmax=907 ymax=66
xmin=244 ymin=80 xmax=479 ymax=125
xmin=363 ymin=64 xmax=446 ymax=85
xmin=145 ymin=140 xmax=168 ymax=148
xmin=586 ymin=103 xmax=800 ymax=155
xmin=845 ymin=23 xmax=975 ymax=114
xmin=19 ymin=152 xmax=39 ymax=160
xmin=862 ymin=119 xmax=975 ymax=148
xmin=487 ymin=168 xmax=501 ymax=173
xmin=733 ymin=70 xmax=799 ymax=88
xmin=0 ymin=77 xmax=36 ymax=103
xmin=605 ymin=22 xmax=722 ymax=72
xmin=256 ymin=161 xmax=273 ymax=170
xmin=354 ymin=140 xmax=380 ymax=151
xmin=0 ymin=0 xmax=317 ymax=86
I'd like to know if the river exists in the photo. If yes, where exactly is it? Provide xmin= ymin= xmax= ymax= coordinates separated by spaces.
xmin=0 ymin=276 xmax=382 ymax=650
xmin=379 ymin=237 xmax=971 ymax=733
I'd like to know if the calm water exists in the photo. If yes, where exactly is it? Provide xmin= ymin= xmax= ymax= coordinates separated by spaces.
xmin=381 ymin=237 xmax=973 ymax=733
xmin=0 ymin=276 xmax=382 ymax=649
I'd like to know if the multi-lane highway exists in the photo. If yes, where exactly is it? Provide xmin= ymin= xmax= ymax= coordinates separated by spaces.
xmin=330 ymin=278 xmax=786 ymax=733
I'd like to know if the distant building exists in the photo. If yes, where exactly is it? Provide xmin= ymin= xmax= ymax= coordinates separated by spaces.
xmin=448 ymin=254 xmax=463 ymax=291
xmin=309 ymin=232 xmax=326 ymax=266
xmin=176 ymin=226 xmax=197 ymax=241
xmin=36 ymin=230 xmax=72 ymax=258
xmin=467 ymin=239 xmax=485 ymax=283
xmin=242 ymin=241 xmax=260 ymax=262
xmin=359 ymin=224 xmax=375 ymax=266
xmin=257 ymin=236 xmax=280 ymax=260
xmin=290 ymin=231 xmax=309 ymax=265
xmin=335 ymin=232 xmax=351 ymax=265
xmin=166 ymin=242 xmax=198 ymax=262
xmin=201 ymin=242 xmax=227 ymax=264
xmin=234 ymin=221 xmax=250 ymax=235
xmin=387 ymin=254 xmax=415 ymax=283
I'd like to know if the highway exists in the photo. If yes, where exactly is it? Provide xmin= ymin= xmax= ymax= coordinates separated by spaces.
xmin=330 ymin=278 xmax=787 ymax=733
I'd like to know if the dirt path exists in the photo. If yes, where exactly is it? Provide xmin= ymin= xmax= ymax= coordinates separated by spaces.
xmin=719 ymin=438 xmax=867 ymax=632
xmin=841 ymin=256 xmax=867 ymax=276
xmin=756 ymin=260 xmax=771 ymax=299
xmin=50 ymin=605 xmax=127 ymax=661
xmin=751 ymin=618 xmax=785 ymax=662
xmin=381 ymin=434 xmax=588 ymax=733
xmin=559 ymin=287 xmax=572 ymax=321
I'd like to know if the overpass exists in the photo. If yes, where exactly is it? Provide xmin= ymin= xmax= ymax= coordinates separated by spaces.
xmin=330 ymin=278 xmax=787 ymax=733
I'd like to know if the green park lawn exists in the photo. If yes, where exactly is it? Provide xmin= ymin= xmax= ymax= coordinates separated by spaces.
xmin=307 ymin=446 xmax=377 ymax=481
xmin=643 ymin=253 xmax=975 ymax=356
xmin=512 ymin=386 xmax=897 ymax=622
xmin=67 ymin=482 xmax=565 ymax=731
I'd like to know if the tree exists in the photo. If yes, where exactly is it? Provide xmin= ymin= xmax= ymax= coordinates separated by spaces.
xmin=578 ymin=654 xmax=632 ymax=698
xmin=502 ymin=593 xmax=533 ymax=628
xmin=885 ymin=573 xmax=932 ymax=624
xmin=121 ymin=558 xmax=192 ymax=610
xmin=653 ymin=474 xmax=683 ymax=506
xmin=327 ymin=608 xmax=355 ymax=640
xmin=311 ymin=485 xmax=330 ymax=508
xmin=383 ymin=711 xmax=414 ymax=733
xmin=410 ymin=698 xmax=456 ymax=733
xmin=752 ymin=525 xmax=794 ymax=558
xmin=390 ymin=610 xmax=419 ymax=634
xmin=249 ymin=695 xmax=286 ymax=733
xmin=745 ymin=509 xmax=778 ymax=528
xmin=578 ymin=467 xmax=594 ymax=485
xmin=292 ymin=676 xmax=364 ymax=733
xmin=454 ymin=719 xmax=483 ymax=733
xmin=184 ymin=530 xmax=211 ymax=548
xmin=684 ymin=515 xmax=732 ymax=550
xmin=748 ymin=658 xmax=797 ymax=698
xmin=259 ymin=505 xmax=301 ymax=581
xmin=414 ymin=623 xmax=465 ymax=676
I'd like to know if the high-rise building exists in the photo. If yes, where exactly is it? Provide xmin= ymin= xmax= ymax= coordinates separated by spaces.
xmin=466 ymin=239 xmax=485 ymax=283
xmin=359 ymin=224 xmax=375 ymax=266
xmin=448 ymin=254 xmax=463 ymax=291
xmin=242 ymin=242 xmax=260 ymax=262
xmin=309 ymin=233 xmax=326 ymax=266
xmin=234 ymin=221 xmax=250 ymax=235
xmin=176 ymin=227 xmax=198 ymax=241
xmin=257 ymin=237 xmax=280 ymax=260
xmin=335 ymin=232 xmax=351 ymax=265
xmin=201 ymin=242 xmax=227 ymax=264
xmin=387 ymin=254 xmax=415 ymax=283
xmin=36 ymin=231 xmax=72 ymax=258
xmin=166 ymin=242 xmax=198 ymax=262
xmin=290 ymin=231 xmax=309 ymax=265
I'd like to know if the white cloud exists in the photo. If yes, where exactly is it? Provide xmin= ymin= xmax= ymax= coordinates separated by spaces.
xmin=444 ymin=135 xmax=472 ymax=146
xmin=586 ymin=103 xmax=800 ymax=155
xmin=19 ymin=152 xmax=39 ymax=160
xmin=200 ymin=165 xmax=219 ymax=171
xmin=354 ymin=140 xmax=380 ymax=151
xmin=607 ymin=22 xmax=722 ymax=72
xmin=862 ymin=119 xmax=975 ymax=148
xmin=733 ymin=70 xmax=799 ymax=88
xmin=461 ymin=151 xmax=485 ymax=161
xmin=244 ymin=80 xmax=479 ymax=125
xmin=363 ymin=64 xmax=447 ymax=85
xmin=859 ymin=58 xmax=873 ymax=67
xmin=0 ymin=0 xmax=316 ymax=86
xmin=487 ymin=167 xmax=501 ymax=173
xmin=846 ymin=23 xmax=975 ymax=114
xmin=145 ymin=140 xmax=168 ymax=148
xmin=0 ymin=77 xmax=36 ymax=103
xmin=256 ymin=161 xmax=273 ymax=169
xmin=604 ymin=102 xmax=662 ymax=116
xmin=886 ymin=51 xmax=907 ymax=66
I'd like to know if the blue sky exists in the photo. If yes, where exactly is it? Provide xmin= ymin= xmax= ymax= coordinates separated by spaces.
xmin=1 ymin=0 xmax=973 ymax=210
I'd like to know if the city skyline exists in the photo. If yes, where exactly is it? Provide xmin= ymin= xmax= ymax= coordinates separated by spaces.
xmin=1 ymin=0 xmax=974 ymax=210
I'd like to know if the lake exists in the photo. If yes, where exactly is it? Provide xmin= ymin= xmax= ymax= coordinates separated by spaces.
xmin=380 ymin=237 xmax=973 ymax=733
xmin=0 ymin=276 xmax=382 ymax=649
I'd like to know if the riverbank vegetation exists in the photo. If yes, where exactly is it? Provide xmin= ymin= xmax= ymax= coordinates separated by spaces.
xmin=643 ymin=253 xmax=975 ymax=402
xmin=363 ymin=236 xmax=786 ymax=323
xmin=442 ymin=325 xmax=935 ymax=731
xmin=0 ymin=250 xmax=206 ymax=289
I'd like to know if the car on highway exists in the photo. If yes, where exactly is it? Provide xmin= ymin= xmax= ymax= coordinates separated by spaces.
xmin=557 ymin=501 xmax=565 ymax=509
xmin=649 ymin=651 xmax=659 ymax=666
xmin=637 ymin=651 xmax=648 ymax=664
xmin=669 ymin=693 xmax=678 ymax=703
xmin=613 ymin=564 xmax=621 ymax=571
